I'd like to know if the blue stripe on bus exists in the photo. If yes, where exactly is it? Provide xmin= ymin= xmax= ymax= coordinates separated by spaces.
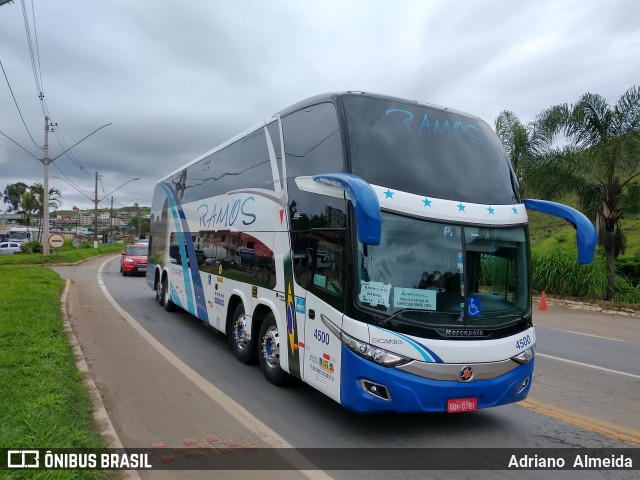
xmin=159 ymin=184 xmax=209 ymax=322
xmin=369 ymin=325 xmax=443 ymax=363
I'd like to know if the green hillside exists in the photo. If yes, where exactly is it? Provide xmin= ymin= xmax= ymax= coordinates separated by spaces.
xmin=527 ymin=203 xmax=640 ymax=303
xmin=528 ymin=209 xmax=640 ymax=258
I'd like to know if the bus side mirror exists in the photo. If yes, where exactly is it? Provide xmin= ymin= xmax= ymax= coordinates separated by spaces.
xmin=523 ymin=199 xmax=597 ymax=265
xmin=295 ymin=173 xmax=381 ymax=246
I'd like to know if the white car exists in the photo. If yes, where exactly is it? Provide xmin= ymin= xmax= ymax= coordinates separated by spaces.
xmin=0 ymin=242 xmax=22 ymax=255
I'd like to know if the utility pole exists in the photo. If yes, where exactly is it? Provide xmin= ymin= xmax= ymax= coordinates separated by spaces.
xmin=37 ymin=121 xmax=111 ymax=254
xmin=94 ymin=171 xmax=99 ymax=248
xmin=42 ymin=116 xmax=52 ymax=255
xmin=135 ymin=202 xmax=140 ymax=240
xmin=109 ymin=196 xmax=114 ymax=245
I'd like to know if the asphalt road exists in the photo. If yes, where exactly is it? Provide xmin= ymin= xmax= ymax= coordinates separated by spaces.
xmin=52 ymin=255 xmax=640 ymax=479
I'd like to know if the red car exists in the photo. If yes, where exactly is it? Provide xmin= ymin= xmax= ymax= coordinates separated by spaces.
xmin=120 ymin=244 xmax=148 ymax=276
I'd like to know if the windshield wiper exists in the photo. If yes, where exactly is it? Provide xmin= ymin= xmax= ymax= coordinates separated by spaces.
xmin=377 ymin=309 xmax=457 ymax=328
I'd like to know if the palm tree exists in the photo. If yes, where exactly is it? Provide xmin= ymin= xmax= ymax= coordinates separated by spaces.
xmin=29 ymin=183 xmax=62 ymax=217
xmin=20 ymin=191 xmax=37 ymax=227
xmin=494 ymin=111 xmax=546 ymax=198
xmin=536 ymin=86 xmax=640 ymax=299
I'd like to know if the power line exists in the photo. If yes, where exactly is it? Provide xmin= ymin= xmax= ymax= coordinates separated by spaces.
xmin=29 ymin=0 xmax=45 ymax=98
xmin=52 ymin=163 xmax=93 ymax=197
xmin=14 ymin=0 xmax=90 ymax=178
xmin=53 ymin=129 xmax=88 ymax=174
xmin=0 ymin=127 xmax=39 ymax=159
xmin=0 ymin=59 xmax=41 ymax=149
xmin=20 ymin=0 xmax=44 ymax=116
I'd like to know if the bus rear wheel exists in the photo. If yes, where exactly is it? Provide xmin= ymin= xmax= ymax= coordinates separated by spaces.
xmin=231 ymin=304 xmax=256 ymax=364
xmin=259 ymin=313 xmax=288 ymax=386
xmin=155 ymin=277 xmax=163 ymax=305
xmin=162 ymin=277 xmax=174 ymax=312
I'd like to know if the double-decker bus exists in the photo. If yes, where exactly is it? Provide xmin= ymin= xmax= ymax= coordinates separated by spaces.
xmin=147 ymin=92 xmax=596 ymax=413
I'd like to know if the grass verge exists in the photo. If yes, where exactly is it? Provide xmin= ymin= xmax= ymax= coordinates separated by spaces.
xmin=0 ymin=242 xmax=124 ymax=266
xmin=0 ymin=266 xmax=120 ymax=479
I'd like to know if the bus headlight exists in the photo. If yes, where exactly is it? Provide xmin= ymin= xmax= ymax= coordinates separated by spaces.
xmin=321 ymin=314 xmax=410 ymax=367
xmin=512 ymin=346 xmax=535 ymax=365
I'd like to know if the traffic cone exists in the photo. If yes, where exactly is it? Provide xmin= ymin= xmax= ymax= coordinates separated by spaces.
xmin=539 ymin=291 xmax=547 ymax=312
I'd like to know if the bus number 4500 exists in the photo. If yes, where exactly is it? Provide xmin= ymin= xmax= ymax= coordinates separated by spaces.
xmin=515 ymin=335 xmax=531 ymax=350
xmin=314 ymin=329 xmax=330 ymax=345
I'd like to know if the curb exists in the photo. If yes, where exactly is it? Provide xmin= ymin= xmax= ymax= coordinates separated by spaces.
xmin=60 ymin=279 xmax=142 ymax=480
xmin=533 ymin=294 xmax=640 ymax=318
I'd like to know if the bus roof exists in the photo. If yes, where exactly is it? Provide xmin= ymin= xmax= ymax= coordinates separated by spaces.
xmin=155 ymin=91 xmax=484 ymax=186
xmin=276 ymin=91 xmax=480 ymax=121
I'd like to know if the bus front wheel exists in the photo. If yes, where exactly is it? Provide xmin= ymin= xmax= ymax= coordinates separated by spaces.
xmin=259 ymin=313 xmax=288 ymax=386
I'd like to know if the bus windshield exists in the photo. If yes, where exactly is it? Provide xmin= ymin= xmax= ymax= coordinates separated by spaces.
xmin=357 ymin=212 xmax=529 ymax=327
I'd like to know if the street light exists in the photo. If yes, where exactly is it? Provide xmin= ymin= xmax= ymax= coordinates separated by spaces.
xmin=41 ymin=121 xmax=112 ymax=255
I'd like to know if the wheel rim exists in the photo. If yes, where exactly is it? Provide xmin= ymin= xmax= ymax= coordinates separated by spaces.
xmin=163 ymin=280 xmax=170 ymax=304
xmin=261 ymin=325 xmax=280 ymax=369
xmin=233 ymin=315 xmax=249 ymax=351
xmin=156 ymin=281 xmax=162 ymax=301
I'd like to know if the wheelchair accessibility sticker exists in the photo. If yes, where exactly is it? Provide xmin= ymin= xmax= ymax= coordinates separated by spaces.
xmin=468 ymin=297 xmax=481 ymax=317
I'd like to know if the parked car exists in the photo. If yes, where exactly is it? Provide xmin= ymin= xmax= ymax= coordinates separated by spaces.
xmin=0 ymin=241 xmax=22 ymax=255
xmin=120 ymin=244 xmax=148 ymax=276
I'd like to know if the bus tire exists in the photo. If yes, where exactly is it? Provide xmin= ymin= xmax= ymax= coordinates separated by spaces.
xmin=162 ymin=276 xmax=174 ymax=312
xmin=258 ymin=312 xmax=288 ymax=386
xmin=155 ymin=276 xmax=163 ymax=305
xmin=230 ymin=303 xmax=256 ymax=364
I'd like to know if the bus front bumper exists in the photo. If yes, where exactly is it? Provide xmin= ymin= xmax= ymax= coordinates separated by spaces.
xmin=339 ymin=345 xmax=534 ymax=413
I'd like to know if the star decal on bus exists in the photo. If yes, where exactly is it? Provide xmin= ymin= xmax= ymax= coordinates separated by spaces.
xmin=384 ymin=189 xmax=394 ymax=198
xmin=457 ymin=203 xmax=466 ymax=212
xmin=487 ymin=206 xmax=495 ymax=215
xmin=423 ymin=198 xmax=432 ymax=207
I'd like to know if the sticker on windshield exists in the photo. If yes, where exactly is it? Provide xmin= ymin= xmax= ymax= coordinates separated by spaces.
xmin=394 ymin=288 xmax=436 ymax=310
xmin=468 ymin=297 xmax=481 ymax=316
xmin=359 ymin=281 xmax=391 ymax=307
xmin=313 ymin=274 xmax=327 ymax=288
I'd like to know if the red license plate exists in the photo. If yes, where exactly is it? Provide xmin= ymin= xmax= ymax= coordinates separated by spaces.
xmin=447 ymin=397 xmax=477 ymax=413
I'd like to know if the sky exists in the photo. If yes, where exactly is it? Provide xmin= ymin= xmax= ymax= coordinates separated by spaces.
xmin=0 ymin=0 xmax=638 ymax=211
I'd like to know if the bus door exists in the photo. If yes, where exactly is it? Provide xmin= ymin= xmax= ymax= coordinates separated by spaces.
xmin=300 ymin=230 xmax=346 ymax=403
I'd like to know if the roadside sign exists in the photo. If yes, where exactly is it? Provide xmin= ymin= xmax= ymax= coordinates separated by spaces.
xmin=48 ymin=233 xmax=65 ymax=249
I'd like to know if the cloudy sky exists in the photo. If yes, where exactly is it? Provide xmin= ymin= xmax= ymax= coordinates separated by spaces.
xmin=1 ymin=0 xmax=638 ymax=211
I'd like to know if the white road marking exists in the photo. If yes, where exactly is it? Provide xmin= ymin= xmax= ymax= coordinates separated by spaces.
xmin=542 ymin=327 xmax=626 ymax=342
xmin=97 ymin=258 xmax=333 ymax=479
xmin=536 ymin=353 xmax=640 ymax=380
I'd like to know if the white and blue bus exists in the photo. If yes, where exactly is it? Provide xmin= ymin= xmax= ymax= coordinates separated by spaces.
xmin=147 ymin=92 xmax=596 ymax=413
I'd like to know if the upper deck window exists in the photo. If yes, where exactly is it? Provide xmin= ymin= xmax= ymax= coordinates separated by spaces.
xmin=343 ymin=95 xmax=519 ymax=205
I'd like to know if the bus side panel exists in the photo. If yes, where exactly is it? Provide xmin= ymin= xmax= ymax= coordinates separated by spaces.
xmin=302 ymin=294 xmax=342 ymax=403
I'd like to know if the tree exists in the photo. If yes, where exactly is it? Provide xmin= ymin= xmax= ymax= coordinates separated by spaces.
xmin=536 ymin=85 xmax=640 ymax=299
xmin=494 ymin=111 xmax=546 ymax=198
xmin=29 ymin=183 xmax=62 ymax=217
xmin=19 ymin=191 xmax=37 ymax=226
xmin=2 ymin=182 xmax=28 ymax=212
